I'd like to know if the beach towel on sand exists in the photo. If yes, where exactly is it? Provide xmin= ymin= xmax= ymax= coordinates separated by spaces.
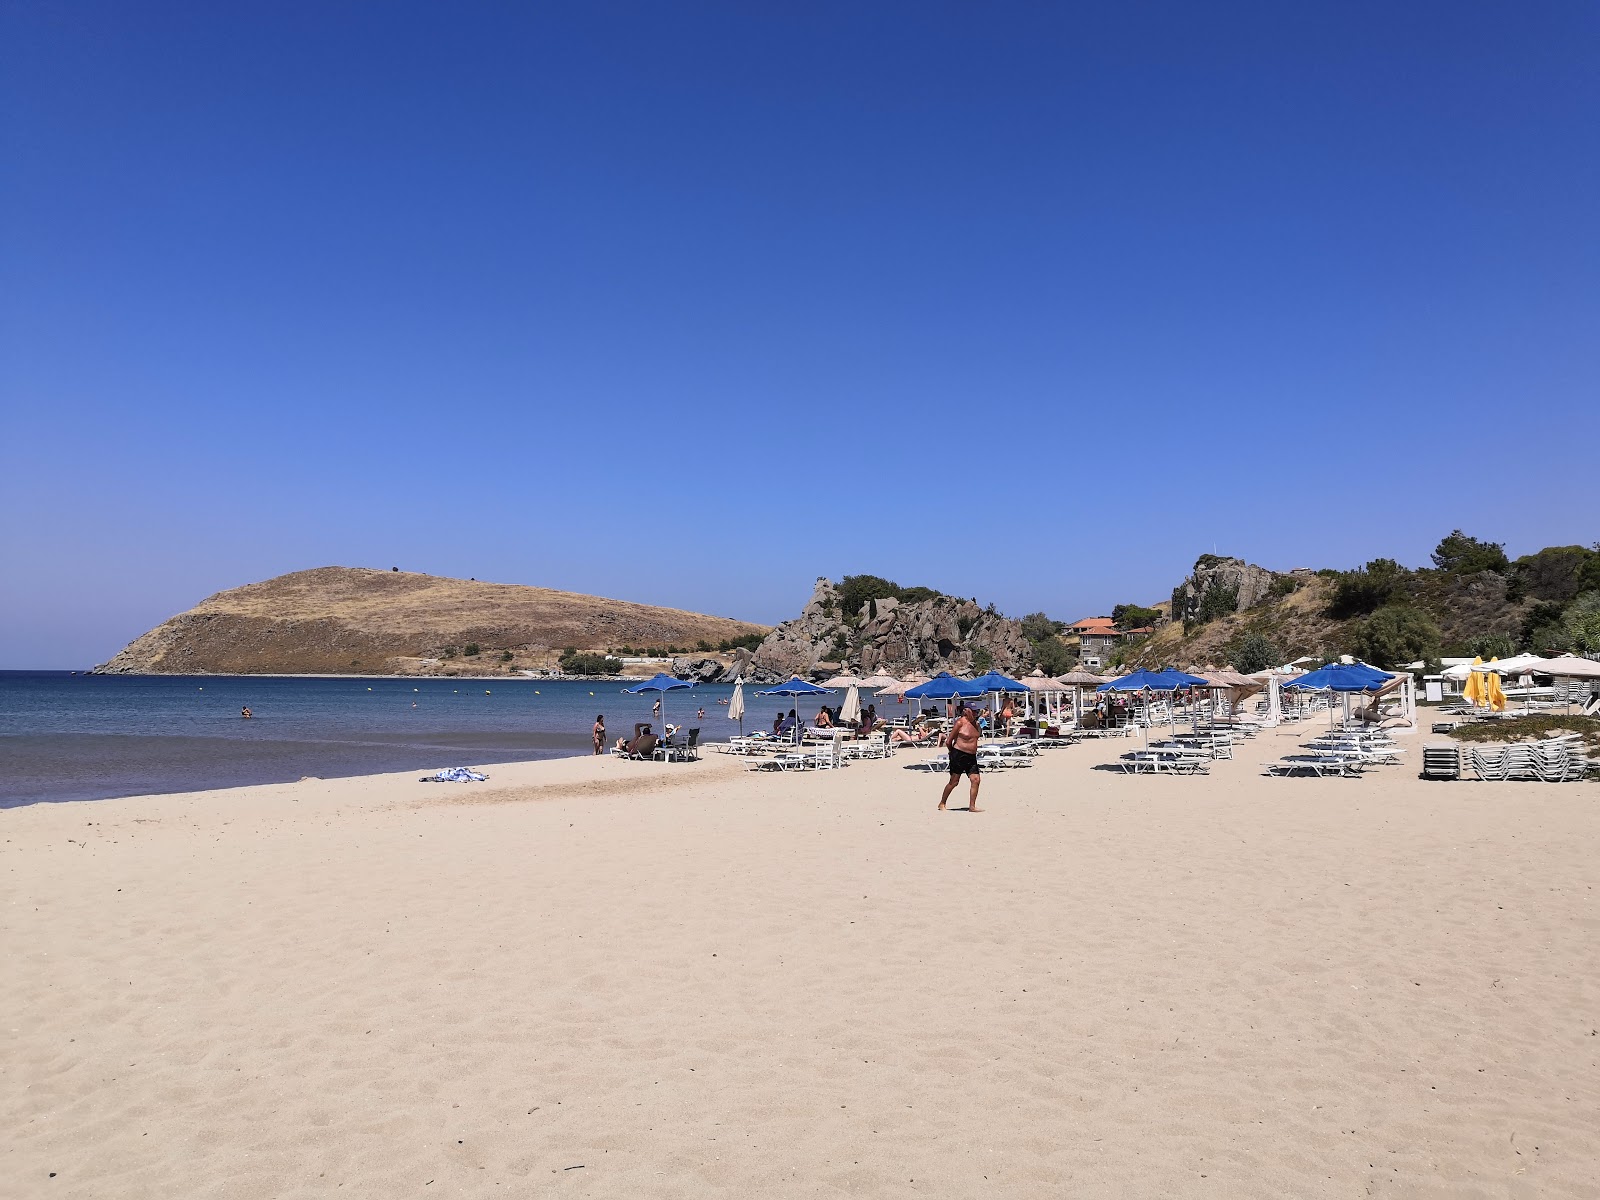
xmin=421 ymin=767 xmax=489 ymax=783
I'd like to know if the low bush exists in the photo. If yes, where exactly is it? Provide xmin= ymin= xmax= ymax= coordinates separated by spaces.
xmin=558 ymin=649 xmax=625 ymax=675
xmin=1225 ymin=631 xmax=1280 ymax=674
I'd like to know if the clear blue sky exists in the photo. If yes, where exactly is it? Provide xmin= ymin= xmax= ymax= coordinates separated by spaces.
xmin=2 ymin=2 xmax=1596 ymax=668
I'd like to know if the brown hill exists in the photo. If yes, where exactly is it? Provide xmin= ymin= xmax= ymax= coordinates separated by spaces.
xmin=95 ymin=567 xmax=770 ymax=676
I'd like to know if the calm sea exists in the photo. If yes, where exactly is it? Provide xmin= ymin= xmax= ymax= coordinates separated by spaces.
xmin=0 ymin=672 xmax=790 ymax=807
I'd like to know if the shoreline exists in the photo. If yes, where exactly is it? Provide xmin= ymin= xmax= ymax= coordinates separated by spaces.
xmin=6 ymin=725 xmax=1597 ymax=1196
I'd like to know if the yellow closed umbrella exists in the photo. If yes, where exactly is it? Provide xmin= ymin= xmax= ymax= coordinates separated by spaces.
xmin=1462 ymin=657 xmax=1486 ymax=707
xmin=1486 ymin=662 xmax=1507 ymax=712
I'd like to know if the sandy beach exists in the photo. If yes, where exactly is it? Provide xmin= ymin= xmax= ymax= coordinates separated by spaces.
xmin=4 ymin=724 xmax=1596 ymax=1198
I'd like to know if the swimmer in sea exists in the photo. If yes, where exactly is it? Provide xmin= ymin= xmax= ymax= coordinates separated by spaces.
xmin=241 ymin=706 xmax=252 ymax=719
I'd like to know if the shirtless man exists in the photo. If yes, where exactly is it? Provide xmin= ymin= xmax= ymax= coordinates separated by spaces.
xmin=939 ymin=704 xmax=982 ymax=812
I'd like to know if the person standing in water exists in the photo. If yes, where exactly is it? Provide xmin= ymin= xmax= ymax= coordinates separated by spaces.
xmin=939 ymin=704 xmax=983 ymax=812
xmin=652 ymin=698 xmax=662 ymax=719
xmin=592 ymin=714 xmax=606 ymax=755
xmin=241 ymin=706 xmax=252 ymax=719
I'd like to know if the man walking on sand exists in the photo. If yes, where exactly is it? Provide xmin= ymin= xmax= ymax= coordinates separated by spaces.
xmin=939 ymin=704 xmax=982 ymax=812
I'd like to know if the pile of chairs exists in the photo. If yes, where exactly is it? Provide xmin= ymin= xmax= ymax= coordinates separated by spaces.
xmin=1465 ymin=735 xmax=1591 ymax=782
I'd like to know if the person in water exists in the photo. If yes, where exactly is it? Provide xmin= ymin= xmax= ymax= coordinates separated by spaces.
xmin=241 ymin=706 xmax=252 ymax=719
xmin=592 ymin=714 xmax=605 ymax=755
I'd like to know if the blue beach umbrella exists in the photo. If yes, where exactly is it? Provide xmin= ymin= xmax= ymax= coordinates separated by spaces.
xmin=904 ymin=672 xmax=984 ymax=730
xmin=1096 ymin=669 xmax=1180 ymax=692
xmin=624 ymin=672 xmax=697 ymax=739
xmin=904 ymin=672 xmax=984 ymax=700
xmin=756 ymin=676 xmax=834 ymax=741
xmin=1282 ymin=662 xmax=1393 ymax=692
xmin=967 ymin=670 xmax=1031 ymax=734
xmin=1095 ymin=669 xmax=1189 ymax=745
xmin=1281 ymin=661 xmax=1394 ymax=729
xmin=967 ymin=670 xmax=1031 ymax=693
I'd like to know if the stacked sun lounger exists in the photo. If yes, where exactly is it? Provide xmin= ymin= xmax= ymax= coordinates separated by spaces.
xmin=1465 ymin=735 xmax=1591 ymax=782
xmin=1421 ymin=744 xmax=1461 ymax=780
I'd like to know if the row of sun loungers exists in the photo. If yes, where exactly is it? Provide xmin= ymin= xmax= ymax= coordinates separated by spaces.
xmin=1266 ymin=729 xmax=1401 ymax=777
xmin=1464 ymin=735 xmax=1592 ymax=782
xmin=742 ymin=733 xmax=896 ymax=771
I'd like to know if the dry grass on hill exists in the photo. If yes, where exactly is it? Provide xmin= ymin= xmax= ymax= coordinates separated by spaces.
xmin=98 ymin=567 xmax=769 ymax=676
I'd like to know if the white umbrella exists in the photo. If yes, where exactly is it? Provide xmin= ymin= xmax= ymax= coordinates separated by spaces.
xmin=728 ymin=677 xmax=746 ymax=735
xmin=858 ymin=672 xmax=900 ymax=689
xmin=1532 ymin=655 xmax=1600 ymax=679
xmin=840 ymin=683 xmax=862 ymax=724
xmin=820 ymin=673 xmax=865 ymax=688
xmin=1470 ymin=653 xmax=1547 ymax=675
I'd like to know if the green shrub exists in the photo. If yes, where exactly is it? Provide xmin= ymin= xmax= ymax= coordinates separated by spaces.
xmin=1468 ymin=633 xmax=1516 ymax=661
xmin=1431 ymin=530 xmax=1509 ymax=576
xmin=1019 ymin=612 xmax=1065 ymax=642
xmin=1111 ymin=603 xmax=1160 ymax=629
xmin=956 ymin=613 xmax=976 ymax=639
xmin=717 ymin=631 xmax=765 ymax=652
xmin=464 ymin=643 xmax=480 ymax=656
xmin=1225 ymin=631 xmax=1280 ymax=674
xmin=1559 ymin=591 xmax=1600 ymax=654
xmin=837 ymin=575 xmax=947 ymax=618
xmin=970 ymin=646 xmax=994 ymax=673
xmin=558 ymin=649 xmax=625 ymax=675
xmin=499 ymin=650 xmax=514 ymax=663
xmin=1030 ymin=636 xmax=1075 ymax=676
xmin=1327 ymin=558 xmax=1409 ymax=619
xmin=1269 ymin=576 xmax=1301 ymax=599
xmin=1353 ymin=606 xmax=1440 ymax=669
xmin=1194 ymin=584 xmax=1238 ymax=626
xmin=1522 ymin=601 xmax=1567 ymax=652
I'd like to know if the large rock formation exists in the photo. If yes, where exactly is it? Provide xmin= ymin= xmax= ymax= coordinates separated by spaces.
xmin=748 ymin=578 xmax=1035 ymax=680
xmin=96 ymin=567 xmax=769 ymax=676
xmin=1169 ymin=555 xmax=1281 ymax=625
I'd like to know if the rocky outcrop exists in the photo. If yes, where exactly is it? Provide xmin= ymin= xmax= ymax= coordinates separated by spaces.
xmin=669 ymin=647 xmax=755 ymax=685
xmin=748 ymin=578 xmax=1036 ymax=680
xmin=1169 ymin=555 xmax=1281 ymax=625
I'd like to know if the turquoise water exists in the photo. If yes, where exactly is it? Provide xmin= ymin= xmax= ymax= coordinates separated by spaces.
xmin=0 ymin=672 xmax=797 ymax=806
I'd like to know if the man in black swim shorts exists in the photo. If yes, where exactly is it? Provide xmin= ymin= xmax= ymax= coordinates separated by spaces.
xmin=939 ymin=704 xmax=982 ymax=812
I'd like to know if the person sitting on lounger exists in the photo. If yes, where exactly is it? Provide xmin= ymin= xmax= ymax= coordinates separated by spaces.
xmin=815 ymin=707 xmax=833 ymax=729
xmin=627 ymin=723 xmax=658 ymax=758
xmin=892 ymin=721 xmax=935 ymax=745
xmin=858 ymin=705 xmax=877 ymax=736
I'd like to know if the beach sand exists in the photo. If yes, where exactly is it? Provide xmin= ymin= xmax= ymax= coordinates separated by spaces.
xmin=4 ymin=724 xmax=1596 ymax=1197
